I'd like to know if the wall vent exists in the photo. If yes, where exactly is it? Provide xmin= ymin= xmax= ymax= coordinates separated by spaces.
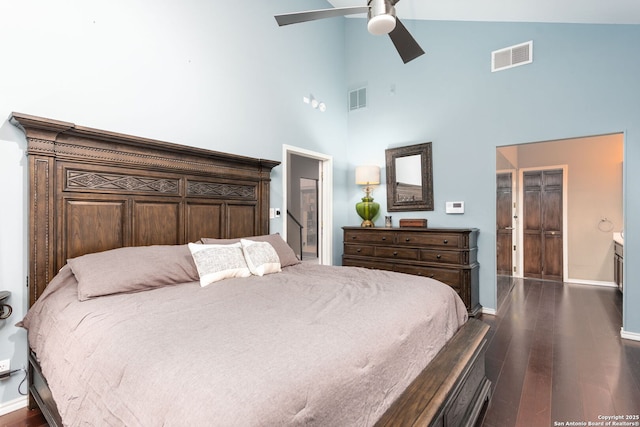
xmin=348 ymin=87 xmax=367 ymax=111
xmin=492 ymin=41 xmax=533 ymax=72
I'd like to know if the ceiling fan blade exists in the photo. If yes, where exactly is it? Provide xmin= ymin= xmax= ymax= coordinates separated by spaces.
xmin=275 ymin=6 xmax=369 ymax=27
xmin=388 ymin=18 xmax=425 ymax=63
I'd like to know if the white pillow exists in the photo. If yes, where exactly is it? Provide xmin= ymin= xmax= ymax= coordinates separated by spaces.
xmin=188 ymin=242 xmax=251 ymax=287
xmin=241 ymin=239 xmax=282 ymax=276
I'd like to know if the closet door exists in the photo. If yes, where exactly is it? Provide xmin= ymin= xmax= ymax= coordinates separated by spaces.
xmin=523 ymin=169 xmax=563 ymax=281
xmin=496 ymin=172 xmax=514 ymax=275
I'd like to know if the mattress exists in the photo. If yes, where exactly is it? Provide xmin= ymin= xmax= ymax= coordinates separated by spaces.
xmin=21 ymin=262 xmax=467 ymax=426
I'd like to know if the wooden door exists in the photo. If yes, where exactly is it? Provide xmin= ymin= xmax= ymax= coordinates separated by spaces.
xmin=523 ymin=169 xmax=563 ymax=281
xmin=496 ymin=172 xmax=514 ymax=275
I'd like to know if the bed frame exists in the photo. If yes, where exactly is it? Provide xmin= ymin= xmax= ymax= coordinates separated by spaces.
xmin=12 ymin=112 xmax=491 ymax=427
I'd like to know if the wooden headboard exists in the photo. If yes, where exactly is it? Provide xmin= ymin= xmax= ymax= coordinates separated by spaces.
xmin=10 ymin=112 xmax=280 ymax=307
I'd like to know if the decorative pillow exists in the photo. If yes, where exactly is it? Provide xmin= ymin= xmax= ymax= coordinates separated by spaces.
xmin=68 ymin=245 xmax=200 ymax=301
xmin=188 ymin=242 xmax=251 ymax=287
xmin=200 ymin=234 xmax=300 ymax=267
xmin=240 ymin=239 xmax=281 ymax=276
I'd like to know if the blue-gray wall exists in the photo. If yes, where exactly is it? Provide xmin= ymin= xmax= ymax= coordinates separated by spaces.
xmin=344 ymin=19 xmax=640 ymax=332
xmin=0 ymin=0 xmax=348 ymax=408
xmin=1 ymin=0 xmax=639 ymax=410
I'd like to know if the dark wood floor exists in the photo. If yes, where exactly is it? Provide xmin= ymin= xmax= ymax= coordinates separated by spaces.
xmin=2 ymin=277 xmax=639 ymax=427
xmin=480 ymin=276 xmax=640 ymax=426
xmin=0 ymin=406 xmax=47 ymax=427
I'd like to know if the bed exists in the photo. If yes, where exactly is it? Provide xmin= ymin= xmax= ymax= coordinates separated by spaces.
xmin=11 ymin=112 xmax=491 ymax=427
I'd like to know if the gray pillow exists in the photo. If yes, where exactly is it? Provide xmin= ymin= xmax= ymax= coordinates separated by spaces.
xmin=68 ymin=245 xmax=199 ymax=301
xmin=200 ymin=234 xmax=300 ymax=267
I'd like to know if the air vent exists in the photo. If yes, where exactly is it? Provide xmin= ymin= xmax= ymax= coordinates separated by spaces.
xmin=492 ymin=41 xmax=533 ymax=72
xmin=348 ymin=87 xmax=367 ymax=111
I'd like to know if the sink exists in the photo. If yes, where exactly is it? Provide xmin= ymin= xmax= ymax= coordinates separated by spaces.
xmin=613 ymin=232 xmax=624 ymax=245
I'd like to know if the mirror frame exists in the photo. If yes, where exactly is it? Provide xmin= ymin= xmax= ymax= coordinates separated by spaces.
xmin=385 ymin=142 xmax=434 ymax=212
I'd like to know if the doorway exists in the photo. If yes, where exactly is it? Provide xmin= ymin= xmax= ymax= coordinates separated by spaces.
xmin=282 ymin=145 xmax=333 ymax=265
xmin=522 ymin=168 xmax=564 ymax=281
xmin=496 ymin=134 xmax=623 ymax=288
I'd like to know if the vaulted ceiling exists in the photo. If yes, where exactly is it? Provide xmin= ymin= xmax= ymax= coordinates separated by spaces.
xmin=327 ymin=0 xmax=640 ymax=24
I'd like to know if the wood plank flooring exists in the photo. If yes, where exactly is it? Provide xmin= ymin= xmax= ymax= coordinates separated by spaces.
xmin=0 ymin=407 xmax=47 ymax=427
xmin=481 ymin=277 xmax=640 ymax=427
xmin=2 ymin=277 xmax=639 ymax=427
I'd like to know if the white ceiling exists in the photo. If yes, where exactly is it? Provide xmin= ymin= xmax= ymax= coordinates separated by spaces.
xmin=327 ymin=0 xmax=640 ymax=25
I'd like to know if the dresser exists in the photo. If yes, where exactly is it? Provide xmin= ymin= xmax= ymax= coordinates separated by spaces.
xmin=342 ymin=227 xmax=481 ymax=316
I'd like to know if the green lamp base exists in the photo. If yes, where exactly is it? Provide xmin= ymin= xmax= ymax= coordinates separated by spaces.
xmin=356 ymin=196 xmax=380 ymax=228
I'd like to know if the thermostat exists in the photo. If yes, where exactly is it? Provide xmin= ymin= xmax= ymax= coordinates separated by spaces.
xmin=446 ymin=201 xmax=465 ymax=214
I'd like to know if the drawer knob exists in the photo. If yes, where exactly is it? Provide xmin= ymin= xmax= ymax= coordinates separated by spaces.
xmin=393 ymin=251 xmax=398 ymax=256
xmin=382 ymin=237 xmax=387 ymax=241
xmin=356 ymin=248 xmax=362 ymax=253
xmin=443 ymin=239 xmax=449 ymax=244
xmin=436 ymin=254 xmax=442 ymax=259
xmin=429 ymin=274 xmax=435 ymax=278
xmin=405 ymin=238 xmax=411 ymax=242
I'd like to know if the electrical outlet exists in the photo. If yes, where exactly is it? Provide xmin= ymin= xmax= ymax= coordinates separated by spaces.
xmin=0 ymin=359 xmax=10 ymax=377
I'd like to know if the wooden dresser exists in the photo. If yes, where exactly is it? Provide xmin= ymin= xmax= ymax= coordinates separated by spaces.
xmin=342 ymin=227 xmax=481 ymax=316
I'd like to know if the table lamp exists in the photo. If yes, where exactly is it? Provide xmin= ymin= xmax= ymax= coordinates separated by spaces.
xmin=355 ymin=165 xmax=381 ymax=227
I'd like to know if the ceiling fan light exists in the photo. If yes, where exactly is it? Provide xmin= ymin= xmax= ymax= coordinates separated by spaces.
xmin=367 ymin=14 xmax=396 ymax=35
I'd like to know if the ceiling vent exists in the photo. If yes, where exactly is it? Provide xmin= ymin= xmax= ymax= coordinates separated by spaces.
xmin=492 ymin=41 xmax=533 ymax=72
xmin=349 ymin=87 xmax=367 ymax=111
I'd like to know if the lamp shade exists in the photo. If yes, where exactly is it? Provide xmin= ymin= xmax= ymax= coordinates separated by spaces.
xmin=355 ymin=165 xmax=380 ymax=185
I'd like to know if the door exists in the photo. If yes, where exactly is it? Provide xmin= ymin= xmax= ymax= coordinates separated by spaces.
xmin=496 ymin=172 xmax=514 ymax=275
xmin=283 ymin=145 xmax=333 ymax=265
xmin=287 ymin=155 xmax=319 ymax=261
xmin=300 ymin=178 xmax=318 ymax=259
xmin=522 ymin=169 xmax=563 ymax=281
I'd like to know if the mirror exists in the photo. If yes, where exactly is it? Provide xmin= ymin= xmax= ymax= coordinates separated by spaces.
xmin=385 ymin=142 xmax=433 ymax=211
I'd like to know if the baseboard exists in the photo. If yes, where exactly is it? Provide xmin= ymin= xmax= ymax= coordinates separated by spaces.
xmin=566 ymin=278 xmax=617 ymax=288
xmin=482 ymin=307 xmax=497 ymax=315
xmin=0 ymin=395 xmax=28 ymax=416
xmin=620 ymin=328 xmax=640 ymax=342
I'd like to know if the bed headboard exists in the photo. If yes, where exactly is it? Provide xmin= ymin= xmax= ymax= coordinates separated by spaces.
xmin=10 ymin=112 xmax=280 ymax=307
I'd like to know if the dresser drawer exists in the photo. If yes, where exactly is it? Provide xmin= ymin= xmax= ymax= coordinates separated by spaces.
xmin=394 ymin=264 xmax=462 ymax=288
xmin=396 ymin=232 xmax=468 ymax=248
xmin=344 ymin=229 xmax=394 ymax=244
xmin=375 ymin=246 xmax=419 ymax=261
xmin=343 ymin=257 xmax=393 ymax=272
xmin=420 ymin=249 xmax=466 ymax=264
xmin=343 ymin=244 xmax=375 ymax=257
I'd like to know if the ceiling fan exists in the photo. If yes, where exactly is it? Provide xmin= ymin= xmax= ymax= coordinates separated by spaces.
xmin=275 ymin=0 xmax=425 ymax=64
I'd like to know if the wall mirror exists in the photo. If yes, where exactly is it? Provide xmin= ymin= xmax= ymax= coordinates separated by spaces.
xmin=385 ymin=142 xmax=434 ymax=211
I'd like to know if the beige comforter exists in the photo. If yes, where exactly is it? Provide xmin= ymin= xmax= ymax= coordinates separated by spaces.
xmin=22 ymin=263 xmax=467 ymax=426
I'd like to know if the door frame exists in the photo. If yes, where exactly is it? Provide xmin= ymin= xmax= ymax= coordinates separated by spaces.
xmin=496 ymin=169 xmax=518 ymax=276
xmin=282 ymin=145 xmax=333 ymax=265
xmin=517 ymin=164 xmax=568 ymax=281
